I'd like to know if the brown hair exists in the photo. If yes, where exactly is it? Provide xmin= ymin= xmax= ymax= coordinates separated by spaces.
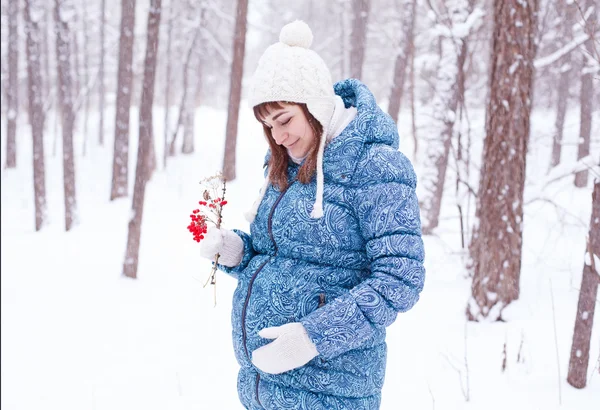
xmin=253 ymin=102 xmax=324 ymax=191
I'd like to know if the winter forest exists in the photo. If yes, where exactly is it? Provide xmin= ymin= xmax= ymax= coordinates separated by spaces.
xmin=1 ymin=0 xmax=599 ymax=408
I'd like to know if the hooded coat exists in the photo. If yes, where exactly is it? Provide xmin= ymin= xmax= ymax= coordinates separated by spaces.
xmin=219 ymin=79 xmax=425 ymax=409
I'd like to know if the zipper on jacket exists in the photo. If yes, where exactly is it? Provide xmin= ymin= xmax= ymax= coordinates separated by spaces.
xmin=242 ymin=178 xmax=297 ymax=408
xmin=241 ymin=257 xmax=271 ymax=359
xmin=241 ymin=178 xmax=298 ymax=360
xmin=255 ymin=373 xmax=262 ymax=407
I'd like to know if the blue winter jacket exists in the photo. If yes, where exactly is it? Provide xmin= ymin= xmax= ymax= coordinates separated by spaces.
xmin=220 ymin=79 xmax=425 ymax=409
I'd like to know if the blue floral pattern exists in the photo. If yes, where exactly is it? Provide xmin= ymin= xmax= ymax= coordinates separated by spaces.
xmin=219 ymin=79 xmax=425 ymax=409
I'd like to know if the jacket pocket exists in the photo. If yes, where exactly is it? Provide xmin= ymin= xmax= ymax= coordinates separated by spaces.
xmin=318 ymin=293 xmax=326 ymax=308
xmin=317 ymin=293 xmax=327 ymax=364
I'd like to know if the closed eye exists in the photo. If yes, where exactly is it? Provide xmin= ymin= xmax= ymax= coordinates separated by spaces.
xmin=281 ymin=117 xmax=292 ymax=126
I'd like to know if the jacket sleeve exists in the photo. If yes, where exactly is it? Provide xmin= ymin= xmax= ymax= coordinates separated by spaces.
xmin=217 ymin=229 xmax=256 ymax=279
xmin=300 ymin=180 xmax=425 ymax=360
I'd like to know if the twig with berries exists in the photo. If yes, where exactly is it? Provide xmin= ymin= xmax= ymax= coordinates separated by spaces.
xmin=187 ymin=172 xmax=228 ymax=306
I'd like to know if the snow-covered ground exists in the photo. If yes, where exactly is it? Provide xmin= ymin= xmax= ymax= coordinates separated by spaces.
xmin=1 ymin=103 xmax=599 ymax=409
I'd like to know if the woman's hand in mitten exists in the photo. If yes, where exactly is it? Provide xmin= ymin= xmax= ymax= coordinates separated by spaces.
xmin=198 ymin=226 xmax=244 ymax=267
xmin=251 ymin=323 xmax=319 ymax=374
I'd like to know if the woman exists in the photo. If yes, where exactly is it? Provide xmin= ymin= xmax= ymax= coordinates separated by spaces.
xmin=199 ymin=20 xmax=425 ymax=410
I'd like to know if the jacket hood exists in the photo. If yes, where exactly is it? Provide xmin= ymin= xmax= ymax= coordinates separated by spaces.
xmin=322 ymin=78 xmax=399 ymax=183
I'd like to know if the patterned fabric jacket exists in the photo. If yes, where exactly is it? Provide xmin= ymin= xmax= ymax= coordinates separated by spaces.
xmin=220 ymin=79 xmax=426 ymax=410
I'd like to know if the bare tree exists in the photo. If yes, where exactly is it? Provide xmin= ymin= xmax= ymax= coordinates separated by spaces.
xmin=567 ymin=180 xmax=600 ymax=388
xmin=5 ymin=0 xmax=18 ymax=169
xmin=181 ymin=61 xmax=200 ymax=155
xmin=98 ymin=0 xmax=106 ymax=146
xmin=387 ymin=0 xmax=417 ymax=124
xmin=574 ymin=0 xmax=597 ymax=187
xmin=24 ymin=0 xmax=48 ymax=231
xmin=409 ymin=35 xmax=417 ymax=158
xmin=350 ymin=0 xmax=370 ymax=79
xmin=42 ymin=5 xmax=52 ymax=102
xmin=123 ymin=0 xmax=162 ymax=279
xmin=70 ymin=8 xmax=80 ymax=104
xmin=180 ymin=4 xmax=206 ymax=156
xmin=54 ymin=0 xmax=78 ymax=231
xmin=550 ymin=1 xmax=576 ymax=169
xmin=181 ymin=100 xmax=195 ymax=154
xmin=222 ymin=0 xmax=248 ymax=182
xmin=467 ymin=0 xmax=538 ymax=321
xmin=420 ymin=0 xmax=474 ymax=234
xmin=181 ymin=37 xmax=205 ymax=156
xmin=110 ymin=0 xmax=136 ymax=201
xmin=168 ymin=23 xmax=200 ymax=156
xmin=162 ymin=1 xmax=174 ymax=168
xmin=80 ymin=0 xmax=90 ymax=155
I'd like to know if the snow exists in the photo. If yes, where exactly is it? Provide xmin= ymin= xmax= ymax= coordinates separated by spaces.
xmin=2 ymin=102 xmax=600 ymax=410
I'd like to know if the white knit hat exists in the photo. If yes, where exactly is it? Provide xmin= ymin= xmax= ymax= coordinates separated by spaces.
xmin=248 ymin=20 xmax=337 ymax=132
xmin=245 ymin=20 xmax=340 ymax=223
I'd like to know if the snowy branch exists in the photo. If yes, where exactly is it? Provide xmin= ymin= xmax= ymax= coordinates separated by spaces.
xmin=534 ymin=32 xmax=593 ymax=68
xmin=531 ymin=155 xmax=600 ymax=192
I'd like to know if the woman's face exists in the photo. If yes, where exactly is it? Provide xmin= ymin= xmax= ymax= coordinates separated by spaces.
xmin=261 ymin=103 xmax=316 ymax=159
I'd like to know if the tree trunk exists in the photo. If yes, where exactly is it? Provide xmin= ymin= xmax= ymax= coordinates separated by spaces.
xmin=5 ymin=0 xmax=18 ymax=169
xmin=110 ymin=0 xmax=136 ymax=200
xmin=574 ymin=0 xmax=596 ymax=188
xmin=222 ymin=0 xmax=248 ymax=182
xmin=168 ymin=25 xmax=200 ymax=156
xmin=567 ymin=181 xmax=600 ymax=388
xmin=71 ymin=9 xmax=80 ymax=110
xmin=43 ymin=5 xmax=52 ymax=103
xmin=147 ymin=121 xmax=157 ymax=178
xmin=387 ymin=0 xmax=416 ymax=124
xmin=550 ymin=1 xmax=576 ymax=169
xmin=24 ymin=0 xmax=48 ymax=231
xmin=81 ymin=0 xmax=90 ymax=156
xmin=182 ymin=56 xmax=202 ymax=155
xmin=467 ymin=0 xmax=538 ymax=321
xmin=420 ymin=0 xmax=470 ymax=235
xmin=181 ymin=104 xmax=194 ymax=154
xmin=123 ymin=0 xmax=161 ymax=279
xmin=163 ymin=2 xmax=173 ymax=168
xmin=409 ymin=37 xmax=417 ymax=159
xmin=54 ymin=0 xmax=78 ymax=231
xmin=98 ymin=0 xmax=106 ymax=146
xmin=349 ymin=0 xmax=370 ymax=80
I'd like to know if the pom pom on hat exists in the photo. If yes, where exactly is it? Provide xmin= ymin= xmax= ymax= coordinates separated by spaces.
xmin=279 ymin=20 xmax=313 ymax=48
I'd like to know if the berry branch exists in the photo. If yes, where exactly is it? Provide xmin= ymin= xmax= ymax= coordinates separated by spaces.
xmin=186 ymin=172 xmax=228 ymax=306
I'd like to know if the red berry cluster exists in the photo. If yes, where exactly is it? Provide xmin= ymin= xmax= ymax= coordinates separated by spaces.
xmin=188 ymin=209 xmax=208 ymax=242
xmin=187 ymin=198 xmax=228 ymax=243
xmin=200 ymin=197 xmax=228 ymax=209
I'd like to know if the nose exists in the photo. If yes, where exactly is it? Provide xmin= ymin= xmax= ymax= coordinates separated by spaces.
xmin=272 ymin=128 xmax=288 ymax=145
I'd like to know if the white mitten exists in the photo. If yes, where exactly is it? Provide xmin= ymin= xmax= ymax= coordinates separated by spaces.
xmin=198 ymin=226 xmax=244 ymax=267
xmin=251 ymin=322 xmax=319 ymax=374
